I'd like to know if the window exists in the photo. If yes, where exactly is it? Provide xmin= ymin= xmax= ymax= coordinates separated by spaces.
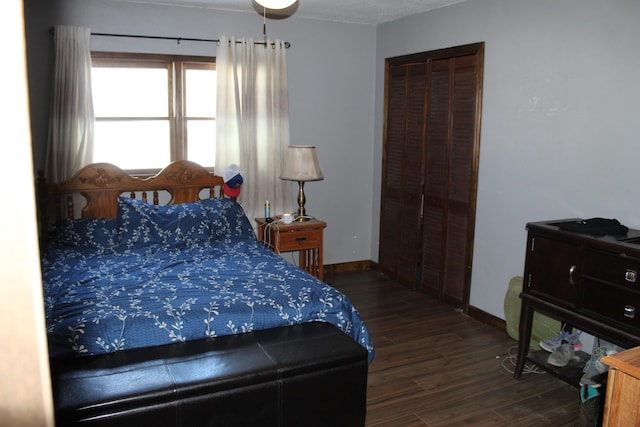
xmin=91 ymin=52 xmax=216 ymax=173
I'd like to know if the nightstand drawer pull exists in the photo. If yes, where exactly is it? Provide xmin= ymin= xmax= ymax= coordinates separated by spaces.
xmin=296 ymin=237 xmax=307 ymax=245
xmin=625 ymin=269 xmax=637 ymax=283
xmin=624 ymin=305 xmax=636 ymax=319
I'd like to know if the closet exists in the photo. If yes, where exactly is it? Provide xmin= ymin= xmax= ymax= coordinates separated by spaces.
xmin=379 ymin=43 xmax=484 ymax=311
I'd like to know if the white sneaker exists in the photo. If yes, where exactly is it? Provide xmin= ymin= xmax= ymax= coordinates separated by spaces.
xmin=547 ymin=343 xmax=576 ymax=367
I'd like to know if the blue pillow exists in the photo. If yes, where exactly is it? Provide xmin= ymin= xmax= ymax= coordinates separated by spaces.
xmin=116 ymin=197 xmax=254 ymax=248
xmin=116 ymin=197 xmax=212 ymax=248
xmin=199 ymin=198 xmax=254 ymax=241
xmin=49 ymin=218 xmax=118 ymax=249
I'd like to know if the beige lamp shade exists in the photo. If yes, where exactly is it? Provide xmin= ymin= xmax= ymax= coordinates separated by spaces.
xmin=280 ymin=146 xmax=324 ymax=182
xmin=255 ymin=0 xmax=297 ymax=9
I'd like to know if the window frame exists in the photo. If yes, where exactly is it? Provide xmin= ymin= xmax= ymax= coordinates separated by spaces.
xmin=91 ymin=52 xmax=216 ymax=175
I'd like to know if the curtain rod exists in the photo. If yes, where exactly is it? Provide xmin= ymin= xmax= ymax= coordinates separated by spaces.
xmin=49 ymin=28 xmax=291 ymax=48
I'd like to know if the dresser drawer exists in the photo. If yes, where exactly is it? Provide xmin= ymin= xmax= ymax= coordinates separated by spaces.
xmin=581 ymin=278 xmax=640 ymax=334
xmin=583 ymin=249 xmax=640 ymax=289
xmin=276 ymin=229 xmax=322 ymax=252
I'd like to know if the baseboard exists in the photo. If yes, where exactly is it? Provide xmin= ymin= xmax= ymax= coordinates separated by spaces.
xmin=324 ymin=260 xmax=376 ymax=275
xmin=467 ymin=305 xmax=507 ymax=332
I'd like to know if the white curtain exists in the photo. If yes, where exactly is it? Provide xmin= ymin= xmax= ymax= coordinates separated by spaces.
xmin=45 ymin=25 xmax=94 ymax=183
xmin=215 ymin=36 xmax=293 ymax=225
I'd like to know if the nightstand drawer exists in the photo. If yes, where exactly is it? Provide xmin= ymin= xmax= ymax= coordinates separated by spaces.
xmin=255 ymin=217 xmax=326 ymax=281
xmin=277 ymin=229 xmax=321 ymax=251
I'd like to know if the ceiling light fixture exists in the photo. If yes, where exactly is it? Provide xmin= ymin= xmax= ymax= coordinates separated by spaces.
xmin=255 ymin=0 xmax=297 ymax=10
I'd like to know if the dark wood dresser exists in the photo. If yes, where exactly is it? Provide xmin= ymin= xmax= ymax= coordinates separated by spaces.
xmin=514 ymin=219 xmax=640 ymax=386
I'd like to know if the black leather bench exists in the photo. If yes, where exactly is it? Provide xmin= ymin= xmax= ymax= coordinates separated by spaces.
xmin=51 ymin=322 xmax=368 ymax=427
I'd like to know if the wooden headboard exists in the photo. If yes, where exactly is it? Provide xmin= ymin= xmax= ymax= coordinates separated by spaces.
xmin=39 ymin=160 xmax=227 ymax=223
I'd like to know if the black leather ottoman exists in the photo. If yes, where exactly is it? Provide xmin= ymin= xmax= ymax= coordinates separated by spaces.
xmin=51 ymin=322 xmax=368 ymax=426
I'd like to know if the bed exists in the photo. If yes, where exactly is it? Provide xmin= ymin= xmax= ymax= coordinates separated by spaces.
xmin=39 ymin=160 xmax=373 ymax=427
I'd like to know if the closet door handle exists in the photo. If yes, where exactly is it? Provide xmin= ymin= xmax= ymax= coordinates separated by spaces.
xmin=569 ymin=265 xmax=577 ymax=285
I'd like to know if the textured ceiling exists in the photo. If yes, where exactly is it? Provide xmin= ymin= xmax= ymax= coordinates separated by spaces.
xmin=112 ymin=0 xmax=468 ymax=25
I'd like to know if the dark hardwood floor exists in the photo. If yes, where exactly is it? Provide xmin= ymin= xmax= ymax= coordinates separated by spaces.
xmin=325 ymin=270 xmax=582 ymax=426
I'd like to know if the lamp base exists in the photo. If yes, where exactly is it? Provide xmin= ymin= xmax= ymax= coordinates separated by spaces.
xmin=295 ymin=181 xmax=308 ymax=221
xmin=295 ymin=206 xmax=311 ymax=221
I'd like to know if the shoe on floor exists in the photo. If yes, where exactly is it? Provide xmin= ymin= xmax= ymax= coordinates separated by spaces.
xmin=580 ymin=346 xmax=616 ymax=387
xmin=540 ymin=330 xmax=583 ymax=352
xmin=548 ymin=343 xmax=576 ymax=367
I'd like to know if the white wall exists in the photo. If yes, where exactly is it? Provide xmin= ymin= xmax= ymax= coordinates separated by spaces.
xmin=25 ymin=0 xmax=377 ymax=266
xmin=1 ymin=1 xmax=54 ymax=423
xmin=374 ymin=0 xmax=640 ymax=318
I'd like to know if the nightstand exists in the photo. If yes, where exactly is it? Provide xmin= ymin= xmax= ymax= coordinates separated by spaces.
xmin=255 ymin=217 xmax=327 ymax=281
xmin=601 ymin=346 xmax=640 ymax=426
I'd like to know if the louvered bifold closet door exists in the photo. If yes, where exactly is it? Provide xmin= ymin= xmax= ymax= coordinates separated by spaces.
xmin=420 ymin=54 xmax=481 ymax=306
xmin=379 ymin=62 xmax=427 ymax=287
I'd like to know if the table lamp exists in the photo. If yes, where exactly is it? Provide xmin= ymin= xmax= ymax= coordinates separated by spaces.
xmin=280 ymin=145 xmax=323 ymax=221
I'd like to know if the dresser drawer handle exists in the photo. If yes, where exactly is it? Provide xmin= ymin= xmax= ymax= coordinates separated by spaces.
xmin=569 ymin=265 xmax=577 ymax=285
xmin=296 ymin=237 xmax=307 ymax=245
xmin=624 ymin=305 xmax=636 ymax=319
xmin=625 ymin=269 xmax=637 ymax=283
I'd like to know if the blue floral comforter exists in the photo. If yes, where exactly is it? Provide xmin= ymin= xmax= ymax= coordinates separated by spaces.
xmin=42 ymin=197 xmax=374 ymax=362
